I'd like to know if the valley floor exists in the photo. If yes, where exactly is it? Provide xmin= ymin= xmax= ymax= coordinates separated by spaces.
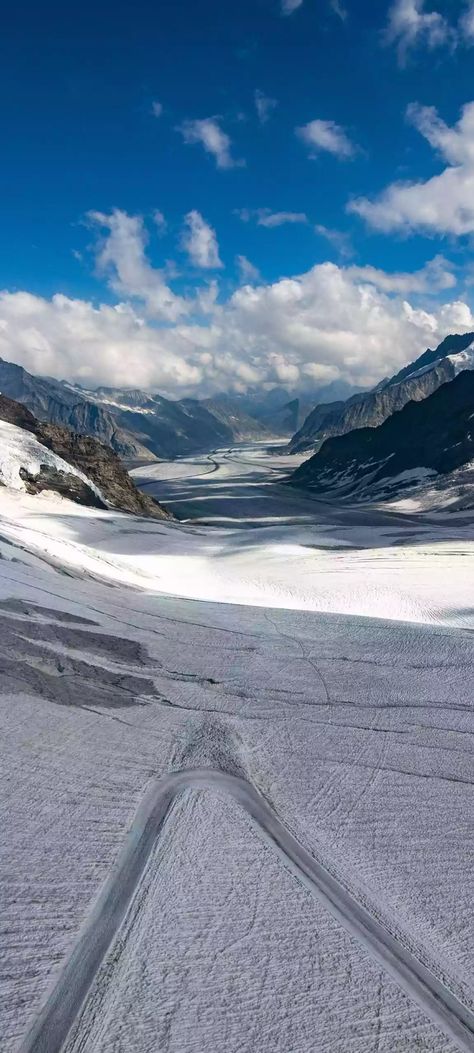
xmin=1 ymin=443 xmax=473 ymax=1052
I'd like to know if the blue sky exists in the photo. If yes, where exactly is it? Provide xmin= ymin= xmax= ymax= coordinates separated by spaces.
xmin=1 ymin=0 xmax=474 ymax=396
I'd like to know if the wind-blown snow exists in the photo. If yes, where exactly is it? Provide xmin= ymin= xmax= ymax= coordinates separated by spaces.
xmin=446 ymin=344 xmax=474 ymax=374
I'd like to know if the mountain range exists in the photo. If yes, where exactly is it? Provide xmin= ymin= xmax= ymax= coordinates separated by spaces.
xmin=289 ymin=331 xmax=474 ymax=454
xmin=291 ymin=369 xmax=474 ymax=510
xmin=0 ymin=358 xmax=311 ymax=461
xmin=2 ymin=329 xmax=474 ymax=513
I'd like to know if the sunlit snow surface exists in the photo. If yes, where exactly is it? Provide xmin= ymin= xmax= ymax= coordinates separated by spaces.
xmin=0 ymin=420 xmax=104 ymax=499
xmin=1 ymin=445 xmax=473 ymax=1052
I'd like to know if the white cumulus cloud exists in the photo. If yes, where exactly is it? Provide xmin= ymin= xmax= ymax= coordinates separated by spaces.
xmin=87 ymin=209 xmax=189 ymax=321
xmin=348 ymin=100 xmax=474 ymax=236
xmin=178 ymin=117 xmax=243 ymax=169
xmin=296 ymin=119 xmax=356 ymax=159
xmin=181 ymin=211 xmax=223 ymax=269
xmin=314 ymin=224 xmax=354 ymax=258
xmin=1 ymin=225 xmax=472 ymax=399
xmin=460 ymin=1 xmax=474 ymax=42
xmin=346 ymin=255 xmax=457 ymax=294
xmin=330 ymin=0 xmax=348 ymax=20
xmin=237 ymin=208 xmax=308 ymax=227
xmin=385 ymin=0 xmax=453 ymax=63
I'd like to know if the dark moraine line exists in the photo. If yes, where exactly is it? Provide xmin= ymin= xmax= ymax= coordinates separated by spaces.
xmin=20 ymin=768 xmax=474 ymax=1053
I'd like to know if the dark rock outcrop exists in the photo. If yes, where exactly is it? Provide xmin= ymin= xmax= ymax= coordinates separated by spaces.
xmin=0 ymin=393 xmax=170 ymax=518
xmin=290 ymin=370 xmax=474 ymax=500
xmin=19 ymin=465 xmax=106 ymax=508
xmin=289 ymin=332 xmax=474 ymax=454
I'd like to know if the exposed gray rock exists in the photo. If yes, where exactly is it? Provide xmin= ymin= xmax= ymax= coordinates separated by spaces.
xmin=0 ymin=358 xmax=152 ymax=460
xmin=0 ymin=393 xmax=170 ymax=518
xmin=290 ymin=370 xmax=474 ymax=503
xmin=19 ymin=464 xmax=106 ymax=508
xmin=289 ymin=332 xmax=474 ymax=454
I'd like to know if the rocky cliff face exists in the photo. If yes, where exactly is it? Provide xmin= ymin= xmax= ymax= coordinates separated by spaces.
xmin=0 ymin=359 xmax=238 ymax=459
xmin=86 ymin=388 xmax=236 ymax=456
xmin=18 ymin=464 xmax=106 ymax=508
xmin=289 ymin=332 xmax=474 ymax=454
xmin=290 ymin=371 xmax=474 ymax=503
xmin=0 ymin=358 xmax=154 ymax=460
xmin=0 ymin=393 xmax=170 ymax=518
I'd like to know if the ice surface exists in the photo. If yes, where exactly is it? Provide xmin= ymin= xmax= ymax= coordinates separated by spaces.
xmin=63 ymin=793 xmax=461 ymax=1053
xmin=0 ymin=444 xmax=473 ymax=1052
xmin=0 ymin=445 xmax=472 ymax=627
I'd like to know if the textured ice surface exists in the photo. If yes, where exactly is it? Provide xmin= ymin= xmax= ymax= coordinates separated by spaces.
xmin=0 ymin=444 xmax=473 ymax=626
xmin=63 ymin=793 xmax=460 ymax=1053
xmin=0 ymin=445 xmax=473 ymax=1052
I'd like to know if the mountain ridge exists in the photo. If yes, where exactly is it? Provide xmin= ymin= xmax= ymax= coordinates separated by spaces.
xmin=290 ymin=370 xmax=474 ymax=508
xmin=0 ymin=358 xmax=305 ymax=460
xmin=288 ymin=332 xmax=474 ymax=455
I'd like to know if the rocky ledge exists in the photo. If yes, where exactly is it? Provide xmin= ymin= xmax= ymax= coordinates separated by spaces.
xmin=0 ymin=393 xmax=170 ymax=518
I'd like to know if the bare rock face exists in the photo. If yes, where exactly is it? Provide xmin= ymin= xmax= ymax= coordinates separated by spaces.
xmin=0 ymin=357 xmax=153 ymax=460
xmin=0 ymin=393 xmax=170 ymax=518
xmin=289 ymin=332 xmax=474 ymax=454
xmin=36 ymin=423 xmax=170 ymax=518
xmin=290 ymin=370 xmax=474 ymax=501
xmin=19 ymin=464 xmax=106 ymax=508
xmin=0 ymin=393 xmax=38 ymax=432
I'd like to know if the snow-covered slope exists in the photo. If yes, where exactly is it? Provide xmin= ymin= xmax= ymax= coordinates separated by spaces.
xmin=0 ymin=393 xmax=169 ymax=518
xmin=0 ymin=443 xmax=472 ymax=629
xmin=0 ymin=419 xmax=105 ymax=503
xmin=407 ymin=342 xmax=474 ymax=382
xmin=0 ymin=445 xmax=473 ymax=1053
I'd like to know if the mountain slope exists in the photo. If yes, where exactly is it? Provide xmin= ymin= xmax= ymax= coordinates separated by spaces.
xmin=228 ymin=388 xmax=314 ymax=435
xmin=0 ymin=359 xmax=154 ymax=461
xmin=84 ymin=387 xmax=234 ymax=457
xmin=289 ymin=332 xmax=474 ymax=454
xmin=0 ymin=394 xmax=169 ymax=517
xmin=0 ymin=360 xmax=242 ymax=458
xmin=290 ymin=370 xmax=474 ymax=506
xmin=0 ymin=357 xmax=354 ymax=460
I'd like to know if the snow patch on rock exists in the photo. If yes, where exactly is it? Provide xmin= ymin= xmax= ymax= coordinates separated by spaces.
xmin=0 ymin=420 xmax=105 ymax=502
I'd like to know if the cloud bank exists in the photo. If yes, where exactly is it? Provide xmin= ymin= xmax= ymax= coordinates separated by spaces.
xmin=349 ymin=101 xmax=474 ymax=236
xmin=1 ymin=209 xmax=472 ymax=399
